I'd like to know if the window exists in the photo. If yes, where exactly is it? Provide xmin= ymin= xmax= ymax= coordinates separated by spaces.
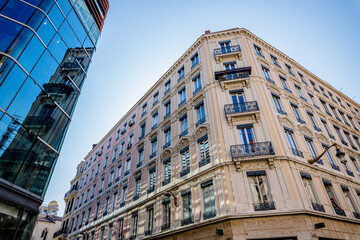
xmin=291 ymin=103 xmax=304 ymax=123
xmin=320 ymin=99 xmax=331 ymax=115
xmin=323 ymin=180 xmax=345 ymax=216
xmin=140 ymin=123 xmax=146 ymax=138
xmin=90 ymin=168 xmax=94 ymax=180
xmin=152 ymin=112 xmax=158 ymax=128
xmin=344 ymin=130 xmax=356 ymax=149
xmin=116 ymin=129 xmax=120 ymax=140
xmin=270 ymin=55 xmax=280 ymax=67
xmin=132 ymin=213 xmax=138 ymax=238
xmin=307 ymin=111 xmax=320 ymax=131
xmin=178 ymin=87 xmax=186 ymax=106
xmin=224 ymin=61 xmax=236 ymax=70
xmin=199 ymin=136 xmax=210 ymax=167
xmin=118 ymin=219 xmax=124 ymax=240
xmin=300 ymin=173 xmax=323 ymax=211
xmin=91 ymin=183 xmax=96 ymax=198
xmin=138 ymin=148 xmax=144 ymax=165
xmin=85 ymin=208 xmax=91 ymax=225
xmin=333 ymin=125 xmax=346 ymax=145
xmin=142 ymin=103 xmax=147 ymax=116
xmin=182 ymin=191 xmax=193 ymax=224
xmin=304 ymin=136 xmax=317 ymax=160
xmin=103 ymin=196 xmax=110 ymax=215
xmin=107 ymin=138 xmax=112 ymax=149
xmin=120 ymin=141 xmax=125 ymax=155
xmin=146 ymin=207 xmax=154 ymax=234
xmin=202 ymin=181 xmax=216 ymax=219
xmin=130 ymin=114 xmax=136 ymax=126
xmin=181 ymin=147 xmax=190 ymax=172
xmin=116 ymin=164 xmax=122 ymax=179
xmin=219 ymin=40 xmax=231 ymax=53
xmin=103 ymin=155 xmax=109 ymax=169
xmin=195 ymin=101 xmax=205 ymax=125
xmin=339 ymin=111 xmax=349 ymax=126
xmin=330 ymin=105 xmax=340 ymax=120
xmin=285 ymin=128 xmax=302 ymax=157
xmin=341 ymin=186 xmax=358 ymax=217
xmin=163 ymin=159 xmax=171 ymax=185
xmin=178 ymin=66 xmax=185 ymax=81
xmin=322 ymin=144 xmax=339 ymax=170
xmin=122 ymin=185 xmax=128 ymax=203
xmin=262 ymin=66 xmax=273 ymax=83
xmin=238 ymin=125 xmax=255 ymax=145
xmin=191 ymin=53 xmax=199 ymax=68
xmin=109 ymin=170 xmax=114 ymax=185
xmin=122 ymin=123 xmax=127 ymax=134
xmin=151 ymin=137 xmax=157 ymax=157
xmin=309 ymin=80 xmax=319 ymax=91
xmin=298 ymin=72 xmax=307 ymax=85
xmin=153 ymin=92 xmax=159 ymax=105
xmin=41 ymin=229 xmax=48 ymax=240
xmin=149 ymin=168 xmax=156 ymax=192
xmin=128 ymin=133 xmax=134 ymax=147
xmin=347 ymin=115 xmax=358 ymax=131
xmin=279 ymin=76 xmax=291 ymax=92
xmin=125 ymin=157 xmax=131 ymax=173
xmin=112 ymin=146 xmax=118 ymax=162
xmin=353 ymin=135 xmax=360 ymax=149
xmin=94 ymin=202 xmax=100 ymax=220
xmin=164 ymin=79 xmax=171 ymax=94
xmin=134 ymin=176 xmax=141 ymax=199
xmin=319 ymin=86 xmax=328 ymax=97
xmin=295 ymin=84 xmax=306 ymax=100
xmin=328 ymin=91 xmax=336 ymax=102
xmin=112 ymin=191 xmax=118 ymax=212
xmin=100 ymin=177 xmax=105 ymax=193
xmin=308 ymin=93 xmax=318 ymax=108
xmin=99 ymin=227 xmax=104 ymax=240
xmin=350 ymin=156 xmax=360 ymax=176
xmin=180 ymin=114 xmax=188 ymax=135
xmin=254 ymin=44 xmax=264 ymax=57
xmin=247 ymin=171 xmax=274 ymax=211
xmin=272 ymin=93 xmax=286 ymax=115
xmin=164 ymin=100 xmax=171 ymax=118
xmin=285 ymin=63 xmax=294 ymax=75
xmin=164 ymin=127 xmax=171 ymax=147
xmin=192 ymin=74 xmax=202 ymax=94
xmin=162 ymin=199 xmax=171 ymax=227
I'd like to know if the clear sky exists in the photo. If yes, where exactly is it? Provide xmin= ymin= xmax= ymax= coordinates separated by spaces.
xmin=44 ymin=0 xmax=360 ymax=214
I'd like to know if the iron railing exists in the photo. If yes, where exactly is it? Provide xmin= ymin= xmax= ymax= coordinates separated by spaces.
xmin=291 ymin=148 xmax=304 ymax=158
xmin=181 ymin=215 xmax=194 ymax=226
xmin=311 ymin=202 xmax=325 ymax=212
xmin=334 ymin=207 xmax=346 ymax=216
xmin=224 ymin=101 xmax=259 ymax=115
xmin=214 ymin=45 xmax=240 ymax=55
xmin=253 ymin=201 xmax=275 ymax=211
xmin=230 ymin=142 xmax=274 ymax=158
xmin=203 ymin=210 xmax=216 ymax=220
xmin=215 ymin=67 xmax=251 ymax=81
xmin=196 ymin=117 xmax=206 ymax=127
xmin=353 ymin=212 xmax=360 ymax=219
xmin=161 ymin=223 xmax=170 ymax=231
xmin=199 ymin=157 xmax=210 ymax=167
xmin=162 ymin=178 xmax=171 ymax=186
xmin=147 ymin=186 xmax=155 ymax=194
xmin=163 ymin=142 xmax=171 ymax=149
xmin=179 ymin=129 xmax=188 ymax=138
xmin=180 ymin=167 xmax=190 ymax=177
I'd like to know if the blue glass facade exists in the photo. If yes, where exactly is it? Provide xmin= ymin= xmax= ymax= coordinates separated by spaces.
xmin=0 ymin=0 xmax=107 ymax=239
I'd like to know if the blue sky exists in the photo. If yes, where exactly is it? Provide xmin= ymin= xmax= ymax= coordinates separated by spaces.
xmin=44 ymin=0 xmax=360 ymax=213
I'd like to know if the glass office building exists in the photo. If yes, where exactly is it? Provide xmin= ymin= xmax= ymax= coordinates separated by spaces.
xmin=0 ymin=0 xmax=108 ymax=239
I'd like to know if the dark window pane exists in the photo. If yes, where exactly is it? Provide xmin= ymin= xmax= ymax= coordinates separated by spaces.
xmin=0 ymin=0 xmax=36 ymax=24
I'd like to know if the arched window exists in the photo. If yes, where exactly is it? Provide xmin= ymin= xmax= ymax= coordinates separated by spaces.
xmin=41 ymin=228 xmax=48 ymax=240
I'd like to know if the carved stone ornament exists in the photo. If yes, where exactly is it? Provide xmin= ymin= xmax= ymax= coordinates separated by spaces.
xmin=161 ymin=149 xmax=171 ymax=160
xmin=193 ymin=125 xmax=209 ymax=139
xmin=176 ymin=137 xmax=190 ymax=151
xmin=315 ymin=131 xmax=328 ymax=143
xmin=299 ymin=125 xmax=313 ymax=138
xmin=278 ymin=115 xmax=295 ymax=129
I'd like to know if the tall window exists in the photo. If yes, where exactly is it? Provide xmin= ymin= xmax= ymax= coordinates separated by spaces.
xmin=109 ymin=170 xmax=114 ymax=185
xmin=224 ymin=61 xmax=236 ymax=70
xmin=112 ymin=146 xmax=118 ymax=161
xmin=202 ymin=181 xmax=216 ymax=219
xmin=298 ymin=72 xmax=307 ymax=84
xmin=322 ymin=144 xmax=339 ymax=170
xmin=94 ymin=202 xmax=100 ymax=220
xmin=284 ymin=128 xmax=302 ymax=157
xmin=304 ymin=137 xmax=317 ymax=160
xmin=152 ymin=112 xmax=158 ymax=128
xmin=163 ymin=199 xmax=171 ymax=227
xmin=151 ymin=138 xmax=157 ymax=157
xmin=270 ymin=55 xmax=280 ymax=67
xmin=199 ymin=136 xmax=210 ymax=162
xmin=195 ymin=102 xmax=205 ymax=123
xmin=116 ymin=164 xmax=122 ymax=179
xmin=191 ymin=53 xmax=199 ymax=68
xmin=180 ymin=114 xmax=188 ymax=134
xmin=103 ymin=196 xmax=110 ymax=215
xmin=279 ymin=76 xmax=291 ymax=92
xmin=128 ymin=133 xmax=134 ymax=147
xmin=344 ymin=130 xmax=356 ymax=149
xmin=341 ymin=186 xmax=358 ymax=216
xmin=333 ymin=125 xmax=346 ymax=144
xmin=153 ymin=92 xmax=159 ymax=105
xmin=112 ymin=191 xmax=118 ymax=212
xmin=323 ymin=180 xmax=344 ymax=216
xmin=135 ymin=176 xmax=141 ymax=198
xmin=181 ymin=147 xmax=190 ymax=171
xmin=132 ymin=213 xmax=138 ymax=238
xmin=163 ymin=159 xmax=171 ymax=184
xmin=220 ymin=41 xmax=231 ymax=53
xmin=193 ymin=74 xmax=202 ymax=94
xmin=146 ymin=207 xmax=154 ymax=234
xmin=179 ymin=87 xmax=186 ymax=106
xmin=300 ymin=173 xmax=321 ymax=210
xmin=307 ymin=111 xmax=319 ymax=130
xmin=238 ymin=125 xmax=255 ymax=145
xmin=120 ymin=141 xmax=125 ymax=155
xmin=164 ymin=79 xmax=171 ymax=93
xmin=330 ymin=105 xmax=340 ymax=120
xmin=291 ymin=103 xmax=303 ymax=123
xmin=118 ymin=219 xmax=124 ymax=240
xmin=308 ymin=93 xmax=318 ymax=108
xmin=295 ymin=84 xmax=305 ymax=100
xmin=122 ymin=185 xmax=128 ymax=203
xmin=164 ymin=100 xmax=171 ymax=118
xmin=247 ymin=171 xmax=274 ymax=211
xmin=350 ymin=156 xmax=360 ymax=176
xmin=262 ymin=66 xmax=272 ymax=82
xmin=100 ymin=177 xmax=105 ymax=192
xmin=285 ymin=63 xmax=293 ymax=75
xmin=140 ymin=123 xmax=146 ymax=138
xmin=254 ymin=44 xmax=264 ymax=57
xmin=320 ymin=99 xmax=331 ymax=115
xmin=339 ymin=111 xmax=349 ymax=125
xmin=182 ymin=191 xmax=192 ymax=222
xmin=321 ymin=119 xmax=333 ymax=139
xmin=164 ymin=127 xmax=171 ymax=146
xmin=178 ymin=66 xmax=185 ymax=80
xmin=142 ymin=103 xmax=147 ymax=115
xmin=272 ymin=93 xmax=285 ymax=115
xmin=125 ymin=157 xmax=131 ymax=173
xmin=138 ymin=148 xmax=144 ymax=165
xmin=149 ymin=168 xmax=156 ymax=192
xmin=309 ymin=80 xmax=318 ymax=91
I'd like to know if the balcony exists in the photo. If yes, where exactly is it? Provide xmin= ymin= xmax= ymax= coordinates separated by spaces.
xmin=44 ymin=83 xmax=74 ymax=96
xmin=196 ymin=117 xmax=206 ymax=127
xmin=300 ymin=96 xmax=308 ymax=102
xmin=313 ymin=126 xmax=322 ymax=132
xmin=203 ymin=210 xmax=216 ymax=220
xmin=291 ymin=148 xmax=304 ymax=158
xmin=215 ymin=67 xmax=251 ymax=89
xmin=22 ymin=116 xmax=55 ymax=134
xmin=151 ymin=124 xmax=158 ymax=130
xmin=162 ymin=178 xmax=171 ymax=186
xmin=179 ymin=129 xmax=188 ymax=138
xmin=120 ymin=202 xmax=126 ymax=208
xmin=163 ymin=142 xmax=171 ymax=149
xmin=253 ymin=201 xmax=275 ymax=211
xmin=150 ymin=152 xmax=157 ymax=159
xmin=147 ymin=186 xmax=155 ymax=194
xmin=284 ymin=87 xmax=292 ymax=93
xmin=341 ymin=140 xmax=348 ymax=146
xmin=329 ymin=134 xmax=335 ymax=140
xmin=164 ymin=113 xmax=170 ymax=120
xmin=161 ymin=223 xmax=170 ymax=231
xmin=297 ymin=118 xmax=306 ymax=124
xmin=230 ymin=142 xmax=274 ymax=159
xmin=277 ymin=109 xmax=287 ymax=115
xmin=331 ymin=164 xmax=340 ymax=171
xmin=213 ymin=45 xmax=241 ymax=63
xmin=346 ymin=169 xmax=354 ymax=177
xmin=130 ymin=235 xmax=136 ymax=240
xmin=181 ymin=215 xmax=194 ymax=226
xmin=180 ymin=167 xmax=190 ymax=177
xmin=124 ymin=170 xmax=129 ymax=176
xmin=133 ymin=194 xmax=140 ymax=201
xmin=199 ymin=157 xmax=210 ymax=167
xmin=145 ymin=230 xmax=152 ymax=236
xmin=127 ymin=143 xmax=132 ymax=149
xmin=334 ymin=207 xmax=346 ymax=216
xmin=311 ymin=202 xmax=325 ymax=212
xmin=115 ymin=176 xmax=120 ymax=182
xmin=353 ymin=212 xmax=360 ymax=219
xmin=224 ymin=101 xmax=260 ymax=124
xmin=178 ymin=100 xmax=186 ymax=108
xmin=136 ymin=162 xmax=142 ymax=168
xmin=193 ymin=87 xmax=201 ymax=95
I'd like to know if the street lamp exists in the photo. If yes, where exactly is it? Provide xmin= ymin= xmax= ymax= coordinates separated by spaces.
xmin=163 ymin=191 xmax=178 ymax=206
xmin=308 ymin=143 xmax=345 ymax=164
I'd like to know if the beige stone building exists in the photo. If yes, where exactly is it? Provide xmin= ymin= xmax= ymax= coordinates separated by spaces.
xmin=57 ymin=28 xmax=360 ymax=240
xmin=31 ymin=201 xmax=62 ymax=240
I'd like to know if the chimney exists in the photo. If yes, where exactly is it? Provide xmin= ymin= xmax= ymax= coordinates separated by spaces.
xmin=205 ymin=30 xmax=211 ymax=34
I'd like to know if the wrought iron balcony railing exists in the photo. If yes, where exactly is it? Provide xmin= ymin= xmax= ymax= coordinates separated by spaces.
xmin=346 ymin=169 xmax=354 ymax=177
xmin=224 ymin=101 xmax=259 ymax=115
xmin=120 ymin=202 xmax=126 ymax=208
xmin=353 ymin=212 xmax=360 ymax=219
xmin=297 ymin=118 xmax=306 ymax=124
xmin=136 ymin=162 xmax=142 ymax=168
xmin=147 ymin=186 xmax=155 ymax=194
xmin=179 ymin=129 xmax=188 ymax=138
xmin=150 ymin=152 xmax=156 ymax=159
xmin=214 ymin=67 xmax=251 ymax=81
xmin=163 ymin=142 xmax=171 ymax=149
xmin=145 ymin=229 xmax=153 ymax=236
xmin=180 ymin=167 xmax=190 ymax=177
xmin=196 ymin=117 xmax=206 ymax=127
xmin=199 ymin=157 xmax=210 ymax=167
xmin=291 ymin=148 xmax=304 ymax=158
xmin=161 ymin=223 xmax=170 ymax=231
xmin=313 ymin=126 xmax=322 ymax=132
xmin=181 ymin=215 xmax=194 ymax=226
xmin=311 ymin=202 xmax=325 ymax=212
xmin=331 ymin=164 xmax=340 ymax=171
xmin=277 ymin=109 xmax=287 ymax=115
xmin=230 ymin=142 xmax=274 ymax=158
xmin=203 ymin=210 xmax=216 ymax=220
xmin=334 ymin=207 xmax=346 ymax=216
xmin=214 ymin=45 xmax=240 ymax=55
xmin=253 ymin=201 xmax=276 ymax=211
xmin=162 ymin=178 xmax=171 ymax=186
xmin=133 ymin=194 xmax=140 ymax=201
